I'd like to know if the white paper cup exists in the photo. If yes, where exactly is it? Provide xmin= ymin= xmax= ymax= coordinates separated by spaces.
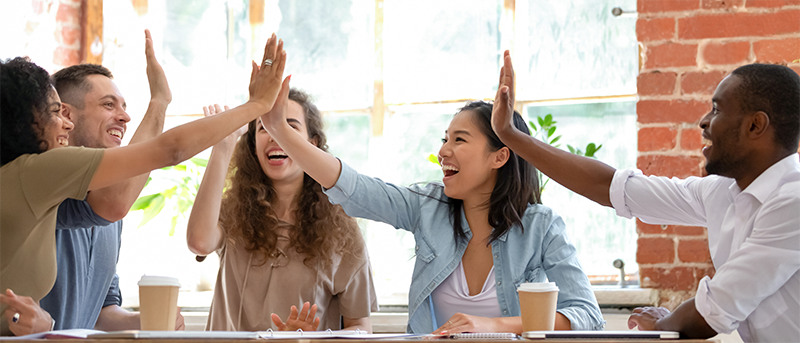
xmin=517 ymin=282 xmax=559 ymax=332
xmin=138 ymin=275 xmax=180 ymax=331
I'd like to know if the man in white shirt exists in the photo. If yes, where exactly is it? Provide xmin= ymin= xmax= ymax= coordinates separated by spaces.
xmin=490 ymin=54 xmax=799 ymax=342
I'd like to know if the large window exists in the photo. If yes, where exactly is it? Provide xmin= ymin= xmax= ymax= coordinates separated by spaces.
xmin=98 ymin=0 xmax=639 ymax=309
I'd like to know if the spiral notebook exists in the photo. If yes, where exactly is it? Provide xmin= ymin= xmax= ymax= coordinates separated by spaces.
xmin=449 ymin=332 xmax=518 ymax=339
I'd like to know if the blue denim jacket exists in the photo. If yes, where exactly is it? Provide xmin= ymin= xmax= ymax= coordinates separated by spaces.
xmin=324 ymin=163 xmax=604 ymax=333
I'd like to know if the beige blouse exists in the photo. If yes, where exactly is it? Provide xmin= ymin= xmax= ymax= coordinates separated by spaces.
xmin=206 ymin=234 xmax=378 ymax=331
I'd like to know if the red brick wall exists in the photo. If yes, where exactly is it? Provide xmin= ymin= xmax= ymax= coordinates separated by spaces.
xmin=54 ymin=0 xmax=82 ymax=67
xmin=636 ymin=0 xmax=800 ymax=309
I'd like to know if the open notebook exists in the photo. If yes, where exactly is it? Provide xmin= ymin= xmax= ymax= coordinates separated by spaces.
xmin=522 ymin=330 xmax=680 ymax=340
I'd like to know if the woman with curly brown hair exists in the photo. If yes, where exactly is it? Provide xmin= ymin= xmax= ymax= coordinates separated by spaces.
xmin=186 ymin=88 xmax=377 ymax=333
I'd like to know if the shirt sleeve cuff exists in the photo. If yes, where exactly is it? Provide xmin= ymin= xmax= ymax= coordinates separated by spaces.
xmin=557 ymin=307 xmax=605 ymax=331
xmin=695 ymin=276 xmax=737 ymax=335
xmin=609 ymin=168 xmax=640 ymax=219
xmin=322 ymin=159 xmax=357 ymax=205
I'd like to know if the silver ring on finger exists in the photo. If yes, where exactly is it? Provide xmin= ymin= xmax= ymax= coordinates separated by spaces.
xmin=12 ymin=312 xmax=19 ymax=323
xmin=263 ymin=59 xmax=273 ymax=67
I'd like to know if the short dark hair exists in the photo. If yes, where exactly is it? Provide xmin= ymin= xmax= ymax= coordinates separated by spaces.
xmin=449 ymin=101 xmax=542 ymax=245
xmin=52 ymin=63 xmax=113 ymax=109
xmin=731 ymin=64 xmax=800 ymax=151
xmin=0 ymin=57 xmax=54 ymax=166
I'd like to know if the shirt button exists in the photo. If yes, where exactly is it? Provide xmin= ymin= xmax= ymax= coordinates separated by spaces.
xmin=494 ymin=254 xmax=499 ymax=259
xmin=415 ymin=245 xmax=419 ymax=251
xmin=497 ymin=281 xmax=501 ymax=285
xmin=504 ymin=310 xmax=508 ymax=314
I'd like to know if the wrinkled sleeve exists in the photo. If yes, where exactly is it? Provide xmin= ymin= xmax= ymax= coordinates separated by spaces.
xmin=56 ymin=199 xmax=112 ymax=229
xmin=103 ymin=274 xmax=122 ymax=308
xmin=541 ymin=212 xmax=605 ymax=330
xmin=609 ymin=168 xmax=709 ymax=226
xmin=323 ymin=161 xmax=422 ymax=233
xmin=695 ymin=188 xmax=800 ymax=334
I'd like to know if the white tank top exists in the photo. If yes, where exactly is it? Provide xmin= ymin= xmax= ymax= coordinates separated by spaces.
xmin=431 ymin=260 xmax=502 ymax=327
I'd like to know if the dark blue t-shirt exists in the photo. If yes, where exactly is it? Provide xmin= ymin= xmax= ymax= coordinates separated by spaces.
xmin=39 ymin=199 xmax=122 ymax=330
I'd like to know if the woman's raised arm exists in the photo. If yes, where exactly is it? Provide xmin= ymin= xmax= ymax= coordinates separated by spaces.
xmin=186 ymin=105 xmax=245 ymax=255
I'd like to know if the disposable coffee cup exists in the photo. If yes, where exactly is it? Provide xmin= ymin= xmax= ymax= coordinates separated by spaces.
xmin=518 ymin=282 xmax=559 ymax=332
xmin=138 ymin=275 xmax=180 ymax=331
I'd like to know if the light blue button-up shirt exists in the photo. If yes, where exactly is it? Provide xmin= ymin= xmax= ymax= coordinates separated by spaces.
xmin=324 ymin=162 xmax=604 ymax=333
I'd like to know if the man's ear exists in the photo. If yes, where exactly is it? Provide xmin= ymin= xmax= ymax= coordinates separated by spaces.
xmin=747 ymin=111 xmax=770 ymax=139
xmin=491 ymin=146 xmax=510 ymax=170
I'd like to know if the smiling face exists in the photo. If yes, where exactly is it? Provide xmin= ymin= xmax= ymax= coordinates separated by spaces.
xmin=700 ymin=74 xmax=749 ymax=177
xmin=66 ymin=74 xmax=130 ymax=148
xmin=255 ymin=100 xmax=313 ymax=183
xmin=38 ymin=88 xmax=74 ymax=150
xmin=437 ymin=110 xmax=507 ymax=203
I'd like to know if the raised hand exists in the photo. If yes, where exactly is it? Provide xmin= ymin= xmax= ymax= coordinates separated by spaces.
xmin=0 ymin=289 xmax=53 ymax=336
xmin=248 ymin=33 xmax=289 ymax=114
xmin=270 ymin=302 xmax=321 ymax=332
xmin=203 ymin=104 xmax=244 ymax=148
xmin=491 ymin=50 xmax=516 ymax=137
xmin=259 ymin=69 xmax=292 ymax=134
xmin=144 ymin=29 xmax=171 ymax=105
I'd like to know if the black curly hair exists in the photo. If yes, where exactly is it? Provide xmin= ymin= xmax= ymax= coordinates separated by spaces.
xmin=1 ymin=57 xmax=55 ymax=166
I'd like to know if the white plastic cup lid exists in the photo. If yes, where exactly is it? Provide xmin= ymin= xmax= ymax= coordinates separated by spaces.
xmin=138 ymin=275 xmax=180 ymax=287
xmin=517 ymin=282 xmax=558 ymax=292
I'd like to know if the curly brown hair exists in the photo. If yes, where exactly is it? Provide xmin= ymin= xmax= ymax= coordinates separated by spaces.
xmin=218 ymin=88 xmax=363 ymax=267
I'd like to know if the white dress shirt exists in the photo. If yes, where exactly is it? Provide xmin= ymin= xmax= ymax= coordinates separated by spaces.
xmin=609 ymin=154 xmax=800 ymax=343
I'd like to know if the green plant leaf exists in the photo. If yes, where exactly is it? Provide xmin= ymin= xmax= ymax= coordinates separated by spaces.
xmin=138 ymin=194 xmax=165 ymax=227
xmin=528 ymin=121 xmax=538 ymax=133
xmin=169 ymin=216 xmax=178 ymax=237
xmin=162 ymin=186 xmax=178 ymax=198
xmin=544 ymin=114 xmax=553 ymax=126
xmin=537 ymin=116 xmax=545 ymax=127
xmin=173 ymin=164 xmax=187 ymax=172
xmin=586 ymin=143 xmax=597 ymax=155
xmin=130 ymin=193 xmax=160 ymax=211
xmin=550 ymin=135 xmax=562 ymax=145
xmin=547 ymin=126 xmax=556 ymax=137
xmin=567 ymin=144 xmax=576 ymax=154
xmin=190 ymin=157 xmax=208 ymax=168
xmin=428 ymin=154 xmax=441 ymax=166
xmin=177 ymin=198 xmax=192 ymax=214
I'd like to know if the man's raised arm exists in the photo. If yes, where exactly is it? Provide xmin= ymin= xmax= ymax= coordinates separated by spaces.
xmin=87 ymin=29 xmax=169 ymax=221
xmin=490 ymin=50 xmax=616 ymax=207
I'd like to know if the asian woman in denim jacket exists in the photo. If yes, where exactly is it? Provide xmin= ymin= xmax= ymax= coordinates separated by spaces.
xmin=257 ymin=71 xmax=604 ymax=334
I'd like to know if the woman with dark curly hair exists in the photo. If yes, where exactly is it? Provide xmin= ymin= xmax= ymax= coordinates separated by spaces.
xmin=186 ymin=88 xmax=377 ymax=333
xmin=0 ymin=34 xmax=287 ymax=336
